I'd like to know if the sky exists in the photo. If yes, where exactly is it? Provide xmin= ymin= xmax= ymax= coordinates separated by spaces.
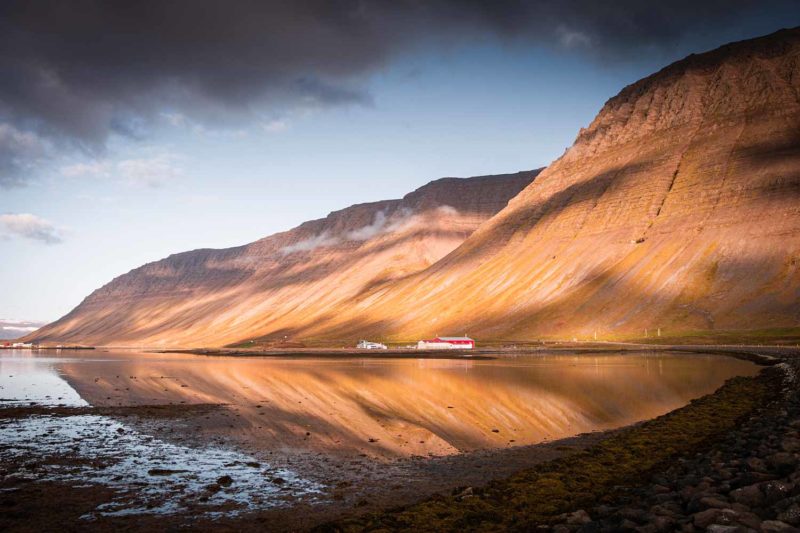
xmin=1 ymin=1 xmax=799 ymax=323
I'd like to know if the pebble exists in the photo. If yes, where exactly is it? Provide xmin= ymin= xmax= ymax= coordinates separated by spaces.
xmin=761 ymin=520 xmax=799 ymax=532
xmin=547 ymin=359 xmax=800 ymax=533
xmin=564 ymin=509 xmax=591 ymax=525
xmin=706 ymin=525 xmax=739 ymax=533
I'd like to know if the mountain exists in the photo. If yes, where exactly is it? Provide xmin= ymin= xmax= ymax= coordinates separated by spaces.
xmin=30 ymin=27 xmax=800 ymax=347
xmin=28 ymin=172 xmax=537 ymax=347
xmin=0 ymin=319 xmax=45 ymax=340
xmin=305 ymin=27 xmax=800 ymax=343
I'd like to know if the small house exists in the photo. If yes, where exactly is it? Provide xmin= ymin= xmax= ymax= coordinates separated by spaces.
xmin=416 ymin=336 xmax=475 ymax=350
xmin=357 ymin=340 xmax=388 ymax=350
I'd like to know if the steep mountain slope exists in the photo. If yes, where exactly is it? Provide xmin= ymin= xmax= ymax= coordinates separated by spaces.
xmin=31 ymin=28 xmax=800 ymax=347
xmin=29 ymin=172 xmax=537 ymax=346
xmin=305 ymin=27 xmax=800 ymax=342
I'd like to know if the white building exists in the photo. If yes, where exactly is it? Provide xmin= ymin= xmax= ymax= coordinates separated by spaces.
xmin=357 ymin=340 xmax=388 ymax=350
xmin=416 ymin=336 xmax=475 ymax=350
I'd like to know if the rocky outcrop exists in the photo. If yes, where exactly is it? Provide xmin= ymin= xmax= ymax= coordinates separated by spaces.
xmin=28 ymin=172 xmax=537 ymax=346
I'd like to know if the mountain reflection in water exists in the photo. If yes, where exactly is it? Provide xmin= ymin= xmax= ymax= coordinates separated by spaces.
xmin=54 ymin=351 xmax=760 ymax=458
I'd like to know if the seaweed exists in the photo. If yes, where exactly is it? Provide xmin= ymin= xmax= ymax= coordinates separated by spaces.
xmin=322 ymin=372 xmax=773 ymax=532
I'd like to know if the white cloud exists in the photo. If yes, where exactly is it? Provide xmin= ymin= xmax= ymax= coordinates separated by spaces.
xmin=60 ymin=153 xmax=184 ymax=187
xmin=0 ymin=319 xmax=45 ymax=339
xmin=162 ymin=112 xmax=248 ymax=139
xmin=190 ymin=124 xmax=248 ymax=139
xmin=118 ymin=154 xmax=184 ymax=187
xmin=385 ymin=207 xmax=418 ymax=233
xmin=346 ymin=211 xmax=388 ymax=241
xmin=0 ymin=213 xmax=63 ymax=244
xmin=347 ymin=208 xmax=421 ymax=242
xmin=557 ymin=26 xmax=592 ymax=48
xmin=60 ymin=160 xmax=113 ymax=178
xmin=261 ymin=119 xmax=288 ymax=133
xmin=280 ymin=231 xmax=340 ymax=254
xmin=2 ymin=326 xmax=38 ymax=332
xmin=280 ymin=208 xmax=423 ymax=254
xmin=0 ymin=123 xmax=49 ymax=187
xmin=161 ymin=112 xmax=188 ymax=127
xmin=0 ymin=123 xmax=45 ymax=154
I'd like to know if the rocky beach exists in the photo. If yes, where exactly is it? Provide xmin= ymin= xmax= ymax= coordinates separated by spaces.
xmin=546 ymin=356 xmax=800 ymax=533
xmin=325 ymin=348 xmax=800 ymax=532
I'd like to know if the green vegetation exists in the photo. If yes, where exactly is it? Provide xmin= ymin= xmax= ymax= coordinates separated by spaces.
xmin=623 ymin=327 xmax=800 ymax=346
xmin=225 ymin=327 xmax=800 ymax=350
xmin=324 ymin=372 xmax=772 ymax=532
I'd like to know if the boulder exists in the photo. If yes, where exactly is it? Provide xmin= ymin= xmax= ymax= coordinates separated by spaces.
xmin=730 ymin=484 xmax=764 ymax=508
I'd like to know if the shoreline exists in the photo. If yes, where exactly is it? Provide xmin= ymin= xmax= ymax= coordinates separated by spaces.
xmin=1 ymin=345 xmax=796 ymax=532
xmin=0 ymin=403 xmax=620 ymax=531
xmin=321 ymin=347 xmax=800 ymax=532
xmin=7 ymin=340 xmax=795 ymax=357
xmin=158 ymin=347 xmax=496 ymax=360
xmin=156 ymin=342 xmax=799 ymax=360
xmin=154 ymin=344 xmax=795 ymax=369
xmin=0 ymin=345 xmax=95 ymax=350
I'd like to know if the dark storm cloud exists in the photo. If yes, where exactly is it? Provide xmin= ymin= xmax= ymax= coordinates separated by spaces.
xmin=0 ymin=0 xmax=795 ymax=186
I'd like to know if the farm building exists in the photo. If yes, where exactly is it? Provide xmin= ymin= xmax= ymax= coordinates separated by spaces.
xmin=416 ymin=336 xmax=475 ymax=350
xmin=357 ymin=339 xmax=387 ymax=350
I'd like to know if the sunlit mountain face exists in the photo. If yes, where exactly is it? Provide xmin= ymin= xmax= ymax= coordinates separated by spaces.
xmin=3 ymin=1 xmax=800 ymax=333
xmin=27 ymin=28 xmax=800 ymax=348
xmin=27 ymin=172 xmax=539 ymax=347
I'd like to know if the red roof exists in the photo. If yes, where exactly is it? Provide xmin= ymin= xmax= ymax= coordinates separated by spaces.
xmin=423 ymin=337 xmax=474 ymax=344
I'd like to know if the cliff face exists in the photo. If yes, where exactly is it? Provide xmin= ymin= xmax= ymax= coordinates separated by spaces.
xmin=309 ymin=28 xmax=800 ymax=342
xmin=30 ymin=172 xmax=537 ymax=346
xmin=30 ymin=28 xmax=800 ymax=346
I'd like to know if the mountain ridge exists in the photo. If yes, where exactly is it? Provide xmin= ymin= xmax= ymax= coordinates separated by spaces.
xmin=29 ymin=171 xmax=538 ymax=346
xmin=28 ymin=27 xmax=800 ymax=346
xmin=268 ymin=26 xmax=800 ymax=343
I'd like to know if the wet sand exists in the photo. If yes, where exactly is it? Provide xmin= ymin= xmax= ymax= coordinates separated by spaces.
xmin=0 ymin=401 xmax=614 ymax=532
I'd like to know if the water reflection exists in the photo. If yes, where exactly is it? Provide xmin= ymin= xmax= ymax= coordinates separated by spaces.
xmin=0 ymin=352 xmax=87 ymax=406
xmin=1 ymin=414 xmax=321 ymax=517
xmin=48 ymin=351 xmax=759 ymax=457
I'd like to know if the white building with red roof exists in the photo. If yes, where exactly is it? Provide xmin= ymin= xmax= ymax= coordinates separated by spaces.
xmin=416 ymin=336 xmax=475 ymax=350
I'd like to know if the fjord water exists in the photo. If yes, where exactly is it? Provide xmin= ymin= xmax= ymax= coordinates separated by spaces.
xmin=0 ymin=350 xmax=759 ymax=517
xmin=3 ymin=350 xmax=759 ymax=455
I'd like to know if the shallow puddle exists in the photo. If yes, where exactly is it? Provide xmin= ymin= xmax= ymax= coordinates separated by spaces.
xmin=0 ymin=355 xmax=87 ymax=406
xmin=0 ymin=352 xmax=322 ymax=518
xmin=0 ymin=413 xmax=322 ymax=517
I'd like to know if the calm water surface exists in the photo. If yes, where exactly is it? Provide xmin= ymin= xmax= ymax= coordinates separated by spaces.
xmin=1 ymin=350 xmax=760 ymax=453
xmin=0 ymin=349 xmax=759 ymax=516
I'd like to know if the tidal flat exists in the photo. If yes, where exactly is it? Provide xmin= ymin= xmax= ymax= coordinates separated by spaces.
xmin=0 ymin=347 xmax=778 ymax=531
